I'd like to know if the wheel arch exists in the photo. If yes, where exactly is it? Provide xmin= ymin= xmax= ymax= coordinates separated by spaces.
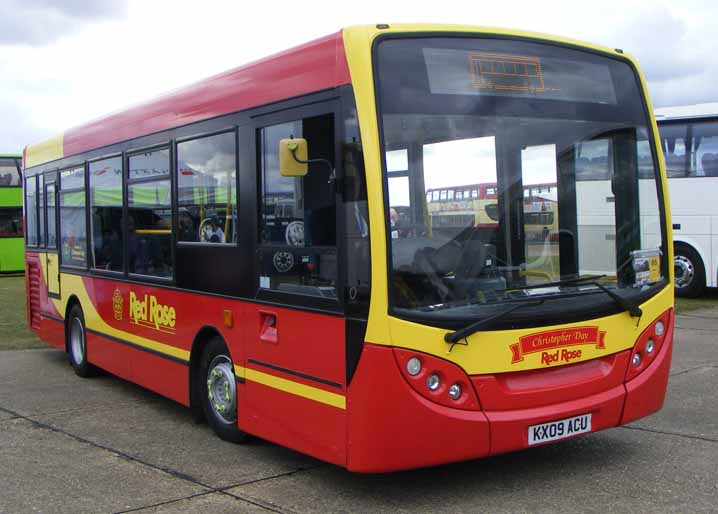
xmin=674 ymin=238 xmax=711 ymax=287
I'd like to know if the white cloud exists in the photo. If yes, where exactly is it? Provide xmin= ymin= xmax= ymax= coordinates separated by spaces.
xmin=0 ymin=0 xmax=128 ymax=46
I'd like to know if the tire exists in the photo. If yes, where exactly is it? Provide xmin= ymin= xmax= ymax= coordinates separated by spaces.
xmin=199 ymin=337 xmax=249 ymax=443
xmin=674 ymin=244 xmax=706 ymax=298
xmin=66 ymin=304 xmax=96 ymax=378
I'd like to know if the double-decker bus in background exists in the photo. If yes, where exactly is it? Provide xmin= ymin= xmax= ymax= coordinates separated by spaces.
xmin=24 ymin=25 xmax=673 ymax=472
xmin=655 ymin=103 xmax=718 ymax=297
xmin=417 ymin=181 xmax=558 ymax=283
xmin=0 ymin=154 xmax=24 ymax=273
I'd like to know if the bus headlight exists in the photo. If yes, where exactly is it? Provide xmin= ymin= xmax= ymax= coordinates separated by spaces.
xmin=393 ymin=348 xmax=481 ymax=410
xmin=406 ymin=357 xmax=422 ymax=376
xmin=426 ymin=374 xmax=440 ymax=391
xmin=655 ymin=321 xmax=665 ymax=337
xmin=632 ymin=352 xmax=642 ymax=367
xmin=646 ymin=339 xmax=655 ymax=354
xmin=626 ymin=309 xmax=673 ymax=382
xmin=448 ymin=383 xmax=462 ymax=400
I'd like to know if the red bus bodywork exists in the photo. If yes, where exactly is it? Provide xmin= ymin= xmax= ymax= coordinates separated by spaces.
xmin=23 ymin=28 xmax=674 ymax=472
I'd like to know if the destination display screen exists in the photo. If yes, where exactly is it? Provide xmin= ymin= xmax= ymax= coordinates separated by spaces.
xmin=423 ymin=48 xmax=618 ymax=105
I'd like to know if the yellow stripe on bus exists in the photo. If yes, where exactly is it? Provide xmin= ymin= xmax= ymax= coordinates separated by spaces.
xmin=55 ymin=273 xmax=190 ymax=362
xmin=234 ymin=365 xmax=346 ymax=410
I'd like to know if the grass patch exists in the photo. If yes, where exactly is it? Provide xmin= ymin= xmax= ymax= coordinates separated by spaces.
xmin=675 ymin=289 xmax=718 ymax=315
xmin=0 ymin=275 xmax=46 ymax=350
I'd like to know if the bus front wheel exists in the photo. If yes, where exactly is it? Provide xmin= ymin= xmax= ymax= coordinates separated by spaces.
xmin=199 ymin=337 xmax=249 ymax=444
xmin=674 ymin=244 xmax=705 ymax=298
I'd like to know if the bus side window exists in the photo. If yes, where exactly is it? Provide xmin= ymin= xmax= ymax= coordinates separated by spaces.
xmin=177 ymin=131 xmax=237 ymax=244
xmin=90 ymin=157 xmax=124 ymax=271
xmin=127 ymin=149 xmax=173 ymax=279
xmin=59 ymin=166 xmax=87 ymax=267
xmin=691 ymin=121 xmax=718 ymax=177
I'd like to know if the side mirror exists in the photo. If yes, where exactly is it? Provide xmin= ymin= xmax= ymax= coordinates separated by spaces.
xmin=279 ymin=138 xmax=309 ymax=177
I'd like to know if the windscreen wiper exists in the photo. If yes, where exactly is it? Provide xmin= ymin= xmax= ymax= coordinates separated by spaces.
xmin=444 ymin=299 xmax=545 ymax=347
xmin=508 ymin=274 xmax=642 ymax=318
xmin=581 ymin=280 xmax=643 ymax=318
xmin=506 ymin=274 xmax=607 ymax=291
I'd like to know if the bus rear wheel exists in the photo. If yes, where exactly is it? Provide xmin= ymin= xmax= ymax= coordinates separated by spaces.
xmin=66 ymin=305 xmax=96 ymax=378
xmin=674 ymin=244 xmax=705 ymax=298
xmin=199 ymin=337 xmax=249 ymax=443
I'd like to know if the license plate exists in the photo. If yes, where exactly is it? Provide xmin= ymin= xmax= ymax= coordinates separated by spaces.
xmin=528 ymin=413 xmax=592 ymax=445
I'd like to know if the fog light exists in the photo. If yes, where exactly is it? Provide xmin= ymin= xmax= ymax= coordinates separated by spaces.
xmin=632 ymin=352 xmax=642 ymax=367
xmin=406 ymin=357 xmax=422 ymax=376
xmin=646 ymin=339 xmax=655 ymax=354
xmin=448 ymin=383 xmax=462 ymax=400
xmin=426 ymin=373 xmax=440 ymax=391
xmin=655 ymin=321 xmax=665 ymax=337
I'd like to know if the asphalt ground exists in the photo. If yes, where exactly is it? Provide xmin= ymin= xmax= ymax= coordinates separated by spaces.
xmin=1 ymin=311 xmax=717 ymax=514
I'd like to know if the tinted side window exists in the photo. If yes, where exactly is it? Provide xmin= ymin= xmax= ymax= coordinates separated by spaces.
xmin=60 ymin=167 xmax=87 ymax=267
xmin=692 ymin=121 xmax=718 ymax=177
xmin=90 ymin=157 xmax=124 ymax=271
xmin=0 ymin=158 xmax=20 ymax=187
xmin=257 ymin=113 xmax=337 ymax=297
xmin=177 ymin=132 xmax=237 ymax=244
xmin=658 ymin=123 xmax=687 ymax=177
xmin=38 ymin=174 xmax=45 ymax=246
xmin=46 ymin=182 xmax=56 ymax=247
xmin=128 ymin=149 xmax=172 ymax=278
xmin=0 ymin=208 xmax=23 ymax=237
xmin=25 ymin=176 xmax=38 ymax=246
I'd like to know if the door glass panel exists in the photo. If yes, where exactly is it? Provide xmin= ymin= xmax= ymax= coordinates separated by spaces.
xmin=46 ymin=183 xmax=56 ymax=247
xmin=25 ymin=176 xmax=38 ymax=246
xmin=257 ymin=113 xmax=337 ymax=298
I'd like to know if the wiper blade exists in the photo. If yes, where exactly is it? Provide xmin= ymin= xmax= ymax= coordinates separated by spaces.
xmin=444 ymin=299 xmax=544 ymax=345
xmin=583 ymin=280 xmax=643 ymax=318
xmin=506 ymin=274 xmax=642 ymax=318
xmin=506 ymin=274 xmax=607 ymax=291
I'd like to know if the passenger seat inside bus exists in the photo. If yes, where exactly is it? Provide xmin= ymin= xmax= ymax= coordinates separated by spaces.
xmin=702 ymin=153 xmax=718 ymax=177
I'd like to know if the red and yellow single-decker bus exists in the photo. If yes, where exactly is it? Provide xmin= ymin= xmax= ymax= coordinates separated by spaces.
xmin=23 ymin=24 xmax=674 ymax=472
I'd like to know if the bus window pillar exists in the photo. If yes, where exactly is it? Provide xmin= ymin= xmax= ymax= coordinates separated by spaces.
xmin=407 ymin=141 xmax=427 ymax=236
xmin=557 ymin=145 xmax=578 ymax=278
xmin=496 ymin=137 xmax=524 ymax=285
xmin=612 ymin=128 xmax=641 ymax=287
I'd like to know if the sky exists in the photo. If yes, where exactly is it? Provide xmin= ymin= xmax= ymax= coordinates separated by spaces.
xmin=2 ymin=0 xmax=717 ymax=156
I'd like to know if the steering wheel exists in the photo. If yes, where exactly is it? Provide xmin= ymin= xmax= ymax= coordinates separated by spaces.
xmin=413 ymin=246 xmax=456 ymax=303
xmin=198 ymin=218 xmax=214 ymax=243
xmin=285 ymin=221 xmax=304 ymax=246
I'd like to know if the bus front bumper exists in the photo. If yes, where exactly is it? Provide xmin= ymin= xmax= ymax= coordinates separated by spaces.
xmin=346 ymin=326 xmax=672 ymax=472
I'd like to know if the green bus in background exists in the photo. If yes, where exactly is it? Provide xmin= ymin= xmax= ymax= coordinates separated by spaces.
xmin=0 ymin=154 xmax=24 ymax=273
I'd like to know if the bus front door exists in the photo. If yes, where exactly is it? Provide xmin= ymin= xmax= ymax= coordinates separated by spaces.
xmin=242 ymin=103 xmax=348 ymax=466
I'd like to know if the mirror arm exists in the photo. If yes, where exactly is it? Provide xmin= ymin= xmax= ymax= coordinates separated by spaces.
xmin=289 ymin=147 xmax=335 ymax=184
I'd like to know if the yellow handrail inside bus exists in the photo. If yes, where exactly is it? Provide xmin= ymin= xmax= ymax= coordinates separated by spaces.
xmin=134 ymin=229 xmax=171 ymax=235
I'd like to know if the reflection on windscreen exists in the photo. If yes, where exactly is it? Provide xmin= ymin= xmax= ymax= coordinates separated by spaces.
xmin=378 ymin=37 xmax=666 ymax=317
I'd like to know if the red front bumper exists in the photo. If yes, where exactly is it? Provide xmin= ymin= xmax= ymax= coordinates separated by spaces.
xmin=346 ymin=323 xmax=673 ymax=473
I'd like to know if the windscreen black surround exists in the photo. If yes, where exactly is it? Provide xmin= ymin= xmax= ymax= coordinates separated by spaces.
xmin=375 ymin=36 xmax=667 ymax=328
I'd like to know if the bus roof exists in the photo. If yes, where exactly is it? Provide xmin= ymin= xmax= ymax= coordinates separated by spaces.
xmin=25 ymin=31 xmax=350 ymax=169
xmin=24 ymin=23 xmax=633 ymax=171
xmin=654 ymin=103 xmax=718 ymax=122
